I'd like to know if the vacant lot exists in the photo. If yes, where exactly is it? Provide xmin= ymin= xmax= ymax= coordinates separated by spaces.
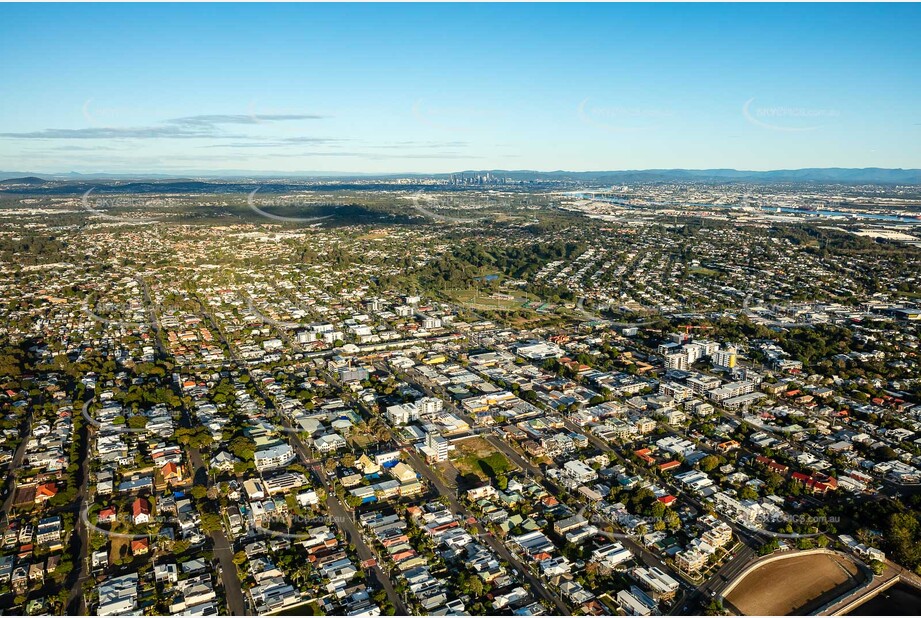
xmin=450 ymin=436 xmax=515 ymax=481
xmin=726 ymin=552 xmax=864 ymax=615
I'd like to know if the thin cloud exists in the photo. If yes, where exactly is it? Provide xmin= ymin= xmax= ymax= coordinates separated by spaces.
xmin=282 ymin=136 xmax=345 ymax=144
xmin=0 ymin=126 xmax=227 ymax=139
xmin=168 ymin=114 xmax=325 ymax=126
xmin=199 ymin=138 xmax=466 ymax=153
xmin=276 ymin=151 xmax=481 ymax=160
xmin=253 ymin=151 xmax=368 ymax=158
xmin=201 ymin=138 xmax=346 ymax=149
xmin=367 ymin=152 xmax=481 ymax=160
xmin=20 ymin=144 xmax=127 ymax=151
xmin=1 ymin=113 xmax=326 ymax=140
xmin=369 ymin=141 xmax=470 ymax=150
xmin=208 ymin=151 xmax=481 ymax=160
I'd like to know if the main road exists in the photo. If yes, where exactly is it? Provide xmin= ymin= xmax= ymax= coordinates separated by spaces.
xmin=670 ymin=541 xmax=756 ymax=614
xmin=391 ymin=357 xmax=769 ymax=613
xmin=399 ymin=442 xmax=572 ymax=615
xmin=324 ymin=486 xmax=409 ymax=616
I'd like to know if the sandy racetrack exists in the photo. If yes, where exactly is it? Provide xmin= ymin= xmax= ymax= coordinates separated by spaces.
xmin=725 ymin=552 xmax=864 ymax=615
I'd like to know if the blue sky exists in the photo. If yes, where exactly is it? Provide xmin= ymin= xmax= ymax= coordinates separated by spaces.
xmin=1 ymin=3 xmax=920 ymax=174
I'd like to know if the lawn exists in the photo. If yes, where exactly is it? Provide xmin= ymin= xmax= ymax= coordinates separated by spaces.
xmin=357 ymin=230 xmax=390 ymax=241
xmin=689 ymin=266 xmax=720 ymax=277
xmin=444 ymin=287 xmax=545 ymax=312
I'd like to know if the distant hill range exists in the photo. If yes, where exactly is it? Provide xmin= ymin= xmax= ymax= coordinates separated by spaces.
xmin=0 ymin=176 xmax=49 ymax=185
xmin=2 ymin=167 xmax=920 ymax=186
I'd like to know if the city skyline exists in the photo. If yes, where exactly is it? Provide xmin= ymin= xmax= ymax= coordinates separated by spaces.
xmin=2 ymin=3 xmax=921 ymax=174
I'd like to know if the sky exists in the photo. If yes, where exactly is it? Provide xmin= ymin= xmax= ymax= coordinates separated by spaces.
xmin=1 ymin=2 xmax=920 ymax=175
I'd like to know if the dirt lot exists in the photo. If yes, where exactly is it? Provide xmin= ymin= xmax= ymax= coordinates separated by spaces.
xmin=452 ymin=436 xmax=499 ymax=460
xmin=725 ymin=552 xmax=864 ymax=615
xmin=450 ymin=436 xmax=515 ymax=482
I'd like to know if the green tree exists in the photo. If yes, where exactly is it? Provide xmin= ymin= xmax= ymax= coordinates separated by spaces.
xmin=869 ymin=560 xmax=885 ymax=576
xmin=739 ymin=485 xmax=759 ymax=501
xmin=758 ymin=539 xmax=779 ymax=556
xmin=699 ymin=455 xmax=720 ymax=472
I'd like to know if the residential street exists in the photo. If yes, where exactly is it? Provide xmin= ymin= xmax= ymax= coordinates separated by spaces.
xmin=183 ymin=417 xmax=249 ymax=616
xmin=325 ymin=490 xmax=410 ymax=616
xmin=0 ymin=410 xmax=31 ymax=520
xmin=65 ymin=398 xmax=92 ymax=615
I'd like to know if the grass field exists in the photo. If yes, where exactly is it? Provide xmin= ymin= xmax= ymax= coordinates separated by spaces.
xmin=725 ymin=552 xmax=864 ymax=615
xmin=447 ymin=287 xmax=528 ymax=311
xmin=450 ymin=436 xmax=515 ymax=481
xmin=357 ymin=230 xmax=389 ymax=241
xmin=689 ymin=266 xmax=721 ymax=277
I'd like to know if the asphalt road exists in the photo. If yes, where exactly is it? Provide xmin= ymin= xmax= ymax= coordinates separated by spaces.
xmin=483 ymin=432 xmax=677 ymax=583
xmin=325 ymin=489 xmax=410 ymax=616
xmin=272 ymin=405 xmax=409 ymax=616
xmin=151 ymin=289 xmax=250 ymax=614
xmin=185 ymin=442 xmax=250 ymax=616
xmin=394 ymin=357 xmax=768 ymax=614
xmin=66 ymin=398 xmax=93 ymax=615
xmin=0 ymin=409 xmax=32 ymax=520
xmin=671 ymin=542 xmax=756 ymax=614
xmin=399 ymin=436 xmax=572 ymax=615
xmin=356 ymin=363 xmax=572 ymax=612
xmin=137 ymin=276 xmax=167 ymax=357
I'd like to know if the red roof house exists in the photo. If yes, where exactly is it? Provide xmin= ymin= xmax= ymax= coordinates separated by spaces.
xmin=35 ymin=482 xmax=58 ymax=504
xmin=132 ymin=498 xmax=151 ymax=525
xmin=657 ymin=495 xmax=677 ymax=507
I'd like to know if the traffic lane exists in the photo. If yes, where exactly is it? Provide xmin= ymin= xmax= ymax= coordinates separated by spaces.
xmin=281 ymin=406 xmax=407 ymax=617
xmin=211 ymin=528 xmax=249 ymax=616
xmin=326 ymin=494 xmax=409 ymax=616
xmin=484 ymin=432 xmax=675 ymax=577
xmin=180 ymin=404 xmax=249 ymax=616
xmin=400 ymin=447 xmax=571 ymax=615
xmin=0 ymin=410 xmax=32 ymax=518
xmin=406 ymin=364 xmax=760 ymax=604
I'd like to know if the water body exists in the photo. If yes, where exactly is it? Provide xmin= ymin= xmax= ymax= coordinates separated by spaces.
xmin=846 ymin=582 xmax=921 ymax=615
